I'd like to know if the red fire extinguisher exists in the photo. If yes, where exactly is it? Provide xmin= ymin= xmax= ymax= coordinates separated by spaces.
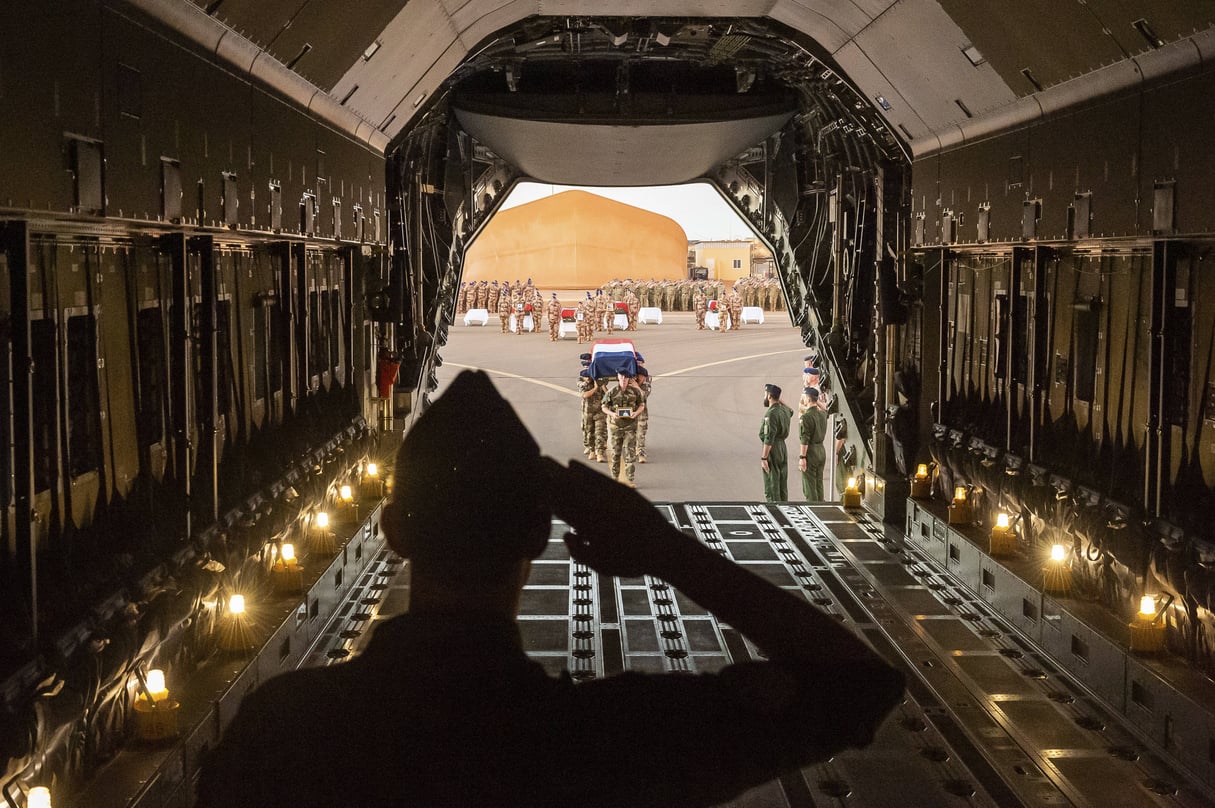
xmin=376 ymin=347 xmax=401 ymax=399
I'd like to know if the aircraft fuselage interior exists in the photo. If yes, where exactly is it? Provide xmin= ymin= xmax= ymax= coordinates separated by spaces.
xmin=3 ymin=2 xmax=1215 ymax=805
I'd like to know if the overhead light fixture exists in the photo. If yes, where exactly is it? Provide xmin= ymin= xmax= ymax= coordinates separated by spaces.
xmin=412 ymin=93 xmax=427 ymax=108
xmin=962 ymin=44 xmax=985 ymax=66
xmin=363 ymin=40 xmax=382 ymax=61
xmin=28 ymin=787 xmax=52 ymax=808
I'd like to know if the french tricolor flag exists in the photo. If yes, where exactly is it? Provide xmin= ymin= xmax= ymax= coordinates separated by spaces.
xmin=590 ymin=339 xmax=637 ymax=379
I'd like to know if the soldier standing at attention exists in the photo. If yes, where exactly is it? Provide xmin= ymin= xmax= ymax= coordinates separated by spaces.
xmin=578 ymin=364 xmax=604 ymax=459
xmin=727 ymin=284 xmax=744 ymax=331
xmin=487 ymin=280 xmax=500 ymax=314
xmin=602 ymin=371 xmax=645 ymax=487
xmin=594 ymin=289 xmax=610 ymax=335
xmin=497 ymin=287 xmax=513 ymax=333
xmin=576 ymin=294 xmax=592 ymax=343
xmin=625 ymin=288 xmax=640 ymax=331
xmin=759 ymin=383 xmax=793 ymax=502
xmin=798 ymin=387 xmax=829 ymax=501
xmin=634 ymin=366 xmax=652 ymax=464
xmin=547 ymin=293 xmax=562 ymax=341
xmin=693 ymin=286 xmax=707 ymax=330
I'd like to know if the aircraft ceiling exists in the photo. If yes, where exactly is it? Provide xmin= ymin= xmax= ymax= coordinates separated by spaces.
xmin=167 ymin=0 xmax=1215 ymax=168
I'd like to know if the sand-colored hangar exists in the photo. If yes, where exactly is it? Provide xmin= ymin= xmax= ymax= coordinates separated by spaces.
xmin=462 ymin=190 xmax=689 ymax=288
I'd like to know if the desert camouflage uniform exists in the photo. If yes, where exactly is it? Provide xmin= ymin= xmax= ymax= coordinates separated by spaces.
xmin=602 ymin=382 xmax=645 ymax=484
xmin=579 ymin=374 xmax=606 ymax=457
xmin=634 ymin=373 xmax=652 ymax=462
xmin=547 ymin=296 xmax=562 ymax=341
xmin=497 ymin=292 xmax=512 ymax=333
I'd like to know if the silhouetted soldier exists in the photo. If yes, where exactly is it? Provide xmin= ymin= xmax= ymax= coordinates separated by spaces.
xmin=196 ymin=370 xmax=903 ymax=808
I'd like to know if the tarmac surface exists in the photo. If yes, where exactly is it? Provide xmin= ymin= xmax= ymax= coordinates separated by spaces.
xmin=433 ymin=310 xmax=820 ymax=502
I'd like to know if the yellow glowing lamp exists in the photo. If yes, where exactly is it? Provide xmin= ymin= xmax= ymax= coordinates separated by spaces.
xmin=28 ymin=786 xmax=51 ymax=808
xmin=1050 ymin=544 xmax=1066 ymax=563
xmin=915 ymin=463 xmax=929 ymax=479
xmin=144 ymin=669 xmax=169 ymax=703
xmin=315 ymin=511 xmax=330 ymax=529
xmin=842 ymin=476 xmax=862 ymax=508
xmin=366 ymin=462 xmax=378 ymax=477
xmin=280 ymin=543 xmax=296 ymax=565
xmin=1130 ymin=593 xmax=1167 ymax=653
xmin=988 ymin=511 xmax=1016 ymax=556
xmin=340 ymin=484 xmax=353 ymax=502
xmin=229 ymin=594 xmax=246 ymax=615
xmin=954 ymin=486 xmax=968 ymax=502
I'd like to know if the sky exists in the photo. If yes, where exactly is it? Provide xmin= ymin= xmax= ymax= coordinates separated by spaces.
xmin=499 ymin=182 xmax=754 ymax=242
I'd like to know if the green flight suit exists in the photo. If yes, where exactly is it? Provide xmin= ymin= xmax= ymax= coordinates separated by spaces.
xmin=759 ymin=401 xmax=793 ymax=501
xmin=799 ymin=406 xmax=829 ymax=501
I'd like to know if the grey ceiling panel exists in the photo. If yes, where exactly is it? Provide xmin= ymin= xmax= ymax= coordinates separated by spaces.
xmin=769 ymin=0 xmax=874 ymax=53
xmin=935 ymin=0 xmax=1128 ymax=95
xmin=332 ymin=0 xmax=471 ymax=131
xmin=1086 ymin=0 xmax=1215 ymax=58
xmin=260 ymin=0 xmax=409 ymax=91
xmin=444 ymin=0 xmax=541 ymax=50
xmin=540 ymin=0 xmax=774 ymax=14
xmin=171 ymin=0 xmax=1215 ymax=157
xmin=833 ymin=40 xmax=927 ymax=147
xmin=197 ymin=0 xmax=306 ymax=49
xmin=454 ymin=108 xmax=793 ymax=185
xmin=849 ymin=0 xmax=1015 ymax=136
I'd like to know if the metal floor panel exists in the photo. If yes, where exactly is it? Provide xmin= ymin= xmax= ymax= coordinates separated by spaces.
xmin=316 ymin=504 xmax=1215 ymax=807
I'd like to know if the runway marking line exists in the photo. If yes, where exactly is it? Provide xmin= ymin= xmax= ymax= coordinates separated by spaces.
xmin=450 ymin=348 xmax=802 ymax=394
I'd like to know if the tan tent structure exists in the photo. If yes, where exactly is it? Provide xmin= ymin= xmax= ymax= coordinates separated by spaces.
xmin=462 ymin=190 xmax=688 ymax=288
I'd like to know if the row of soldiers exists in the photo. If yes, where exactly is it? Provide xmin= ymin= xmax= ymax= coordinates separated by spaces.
xmin=458 ymin=279 xmax=544 ymax=319
xmin=575 ymin=289 xmax=637 ymax=342
xmin=599 ymin=277 xmax=784 ymax=312
xmin=578 ymin=356 xmax=652 ymax=486
xmin=456 ymin=276 xmax=786 ymax=316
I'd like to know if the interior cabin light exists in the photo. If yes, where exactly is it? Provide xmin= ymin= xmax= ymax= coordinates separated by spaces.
xmin=989 ymin=511 xmax=1016 ymax=557
xmin=1043 ymin=544 xmax=1072 ymax=595
xmin=365 ymin=462 xmax=378 ymax=477
xmin=229 ymin=594 xmax=246 ymax=615
xmin=28 ymin=786 xmax=51 ymax=808
xmin=1139 ymin=595 xmax=1157 ymax=617
xmin=842 ymin=477 xmax=861 ymax=509
xmin=316 ymin=511 xmax=330 ymax=529
xmin=144 ymin=669 xmax=168 ymax=703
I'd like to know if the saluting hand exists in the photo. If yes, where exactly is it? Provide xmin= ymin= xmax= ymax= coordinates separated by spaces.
xmin=541 ymin=457 xmax=683 ymax=579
